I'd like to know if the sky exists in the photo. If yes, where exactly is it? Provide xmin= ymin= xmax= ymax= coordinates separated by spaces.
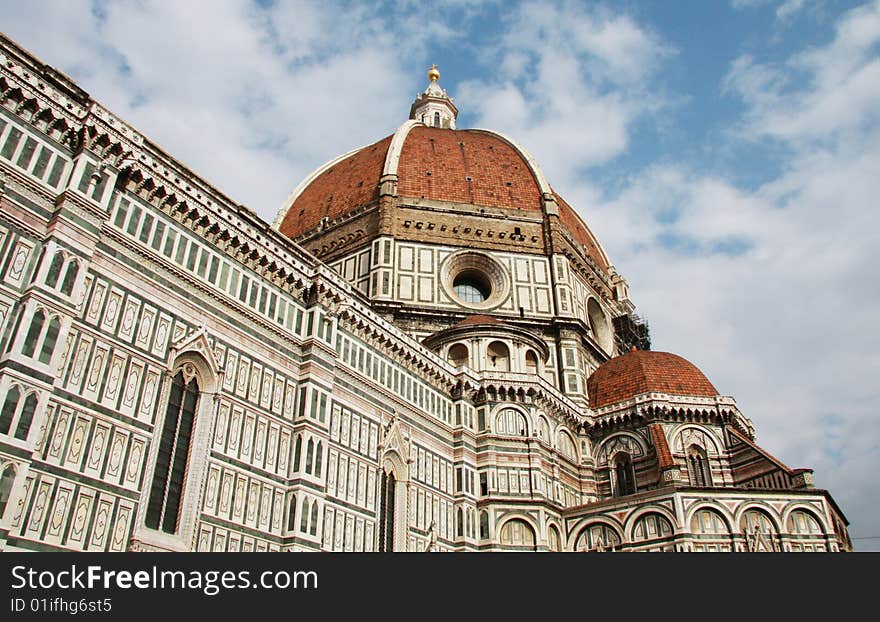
xmin=4 ymin=0 xmax=879 ymax=550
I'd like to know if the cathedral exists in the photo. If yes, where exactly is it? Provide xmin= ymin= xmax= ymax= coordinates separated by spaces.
xmin=0 ymin=35 xmax=850 ymax=552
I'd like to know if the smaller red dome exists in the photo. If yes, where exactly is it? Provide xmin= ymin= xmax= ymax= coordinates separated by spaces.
xmin=455 ymin=314 xmax=504 ymax=327
xmin=587 ymin=350 xmax=718 ymax=408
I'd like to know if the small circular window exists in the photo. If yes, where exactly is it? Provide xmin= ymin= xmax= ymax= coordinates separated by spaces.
xmin=441 ymin=251 xmax=510 ymax=310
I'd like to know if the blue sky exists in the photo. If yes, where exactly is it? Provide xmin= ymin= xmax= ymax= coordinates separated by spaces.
xmin=4 ymin=0 xmax=879 ymax=550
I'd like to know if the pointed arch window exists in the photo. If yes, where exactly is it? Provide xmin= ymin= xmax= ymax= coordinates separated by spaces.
xmin=0 ymin=464 xmax=15 ymax=519
xmin=687 ymin=445 xmax=712 ymax=487
xmin=13 ymin=393 xmax=37 ymax=441
xmin=60 ymin=259 xmax=79 ymax=295
xmin=0 ymin=386 xmax=39 ymax=440
xmin=286 ymin=494 xmax=297 ymax=533
xmin=45 ymin=252 xmax=65 ymax=288
xmin=378 ymin=469 xmax=396 ymax=551
xmin=20 ymin=309 xmax=61 ymax=364
xmin=309 ymin=501 xmax=319 ymax=536
xmin=315 ymin=441 xmax=323 ymax=478
xmin=44 ymin=251 xmax=80 ymax=296
xmin=21 ymin=310 xmax=45 ymax=358
xmin=0 ymin=386 xmax=20 ymax=435
xmin=548 ymin=525 xmax=562 ymax=551
xmin=300 ymin=497 xmax=309 ymax=532
xmin=39 ymin=317 xmax=61 ymax=364
xmin=145 ymin=369 xmax=199 ymax=534
xmin=294 ymin=435 xmax=302 ymax=472
xmin=613 ymin=453 xmax=636 ymax=497
xmin=305 ymin=438 xmax=314 ymax=473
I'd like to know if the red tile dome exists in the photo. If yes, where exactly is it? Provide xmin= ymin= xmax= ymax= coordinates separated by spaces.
xmin=273 ymin=124 xmax=610 ymax=273
xmin=587 ymin=350 xmax=718 ymax=408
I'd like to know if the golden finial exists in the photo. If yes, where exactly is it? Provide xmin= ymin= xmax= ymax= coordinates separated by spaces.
xmin=427 ymin=64 xmax=440 ymax=82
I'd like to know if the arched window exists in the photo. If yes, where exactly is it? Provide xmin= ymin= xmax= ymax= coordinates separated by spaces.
xmin=0 ymin=386 xmax=20 ymax=435
xmin=300 ymin=497 xmax=309 ymax=532
xmin=687 ymin=445 xmax=712 ymax=487
xmin=286 ymin=495 xmax=297 ymax=533
xmin=0 ymin=464 xmax=15 ymax=519
xmin=689 ymin=508 xmax=733 ymax=551
xmin=434 ymin=112 xmax=440 ymax=127
xmin=499 ymin=519 xmax=536 ymax=549
xmin=305 ymin=438 xmax=314 ymax=473
xmin=293 ymin=435 xmax=302 ymax=472
xmin=788 ymin=510 xmax=822 ymax=535
xmin=495 ymin=409 xmax=527 ymax=436
xmin=60 ymin=259 xmax=79 ymax=295
xmin=0 ymin=387 xmax=39 ymax=441
xmin=21 ymin=310 xmax=45 ymax=358
xmin=548 ymin=525 xmax=562 ymax=551
xmin=557 ymin=430 xmax=577 ymax=461
xmin=378 ymin=468 xmax=396 ymax=551
xmin=537 ymin=416 xmax=550 ymax=441
xmin=479 ymin=511 xmax=489 ymax=540
xmin=787 ymin=510 xmax=826 ymax=552
xmin=487 ymin=341 xmax=510 ymax=371
xmin=39 ymin=316 xmax=60 ymax=364
xmin=457 ymin=508 xmax=464 ymax=538
xmin=45 ymin=252 xmax=65 ymax=288
xmin=447 ymin=343 xmax=469 ymax=367
xmin=741 ymin=509 xmax=776 ymax=535
xmin=315 ymin=441 xmax=323 ymax=478
xmin=691 ymin=509 xmax=728 ymax=534
xmin=310 ymin=501 xmax=319 ymax=536
xmin=20 ymin=309 xmax=61 ymax=364
xmin=525 ymin=349 xmax=538 ymax=373
xmin=632 ymin=513 xmax=674 ymax=543
xmin=741 ymin=509 xmax=778 ymax=552
xmin=145 ymin=369 xmax=199 ymax=534
xmin=13 ymin=393 xmax=37 ymax=441
xmin=578 ymin=523 xmax=621 ymax=552
xmin=612 ymin=453 xmax=636 ymax=497
xmin=587 ymin=298 xmax=612 ymax=353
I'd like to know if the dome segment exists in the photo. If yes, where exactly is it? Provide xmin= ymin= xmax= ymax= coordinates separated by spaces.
xmin=396 ymin=126 xmax=543 ymax=212
xmin=275 ymin=134 xmax=392 ymax=238
xmin=587 ymin=350 xmax=718 ymax=409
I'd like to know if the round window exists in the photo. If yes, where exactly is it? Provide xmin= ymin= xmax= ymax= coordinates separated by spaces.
xmin=453 ymin=271 xmax=491 ymax=304
xmin=440 ymin=251 xmax=510 ymax=310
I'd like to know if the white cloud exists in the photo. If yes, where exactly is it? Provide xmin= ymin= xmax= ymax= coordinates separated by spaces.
xmin=724 ymin=0 xmax=880 ymax=145
xmin=3 ymin=0 xmax=423 ymax=220
xmin=777 ymin=0 xmax=807 ymax=19
xmin=457 ymin=1 xmax=671 ymax=188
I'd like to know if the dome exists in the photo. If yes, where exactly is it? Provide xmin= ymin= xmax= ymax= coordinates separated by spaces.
xmin=587 ymin=350 xmax=718 ymax=408
xmin=274 ymin=125 xmax=611 ymax=273
xmin=455 ymin=314 xmax=505 ymax=327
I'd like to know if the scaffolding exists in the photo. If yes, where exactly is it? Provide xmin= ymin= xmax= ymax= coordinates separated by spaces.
xmin=613 ymin=313 xmax=651 ymax=352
